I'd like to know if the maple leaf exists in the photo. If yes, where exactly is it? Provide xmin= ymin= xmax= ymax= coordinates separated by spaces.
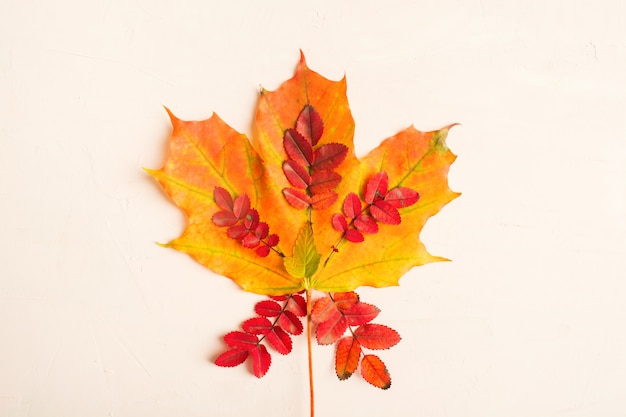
xmin=148 ymin=52 xmax=458 ymax=296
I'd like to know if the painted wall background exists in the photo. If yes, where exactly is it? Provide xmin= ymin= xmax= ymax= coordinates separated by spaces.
xmin=1 ymin=0 xmax=625 ymax=416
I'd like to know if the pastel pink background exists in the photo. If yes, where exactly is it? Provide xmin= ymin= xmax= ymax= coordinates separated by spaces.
xmin=2 ymin=0 xmax=625 ymax=416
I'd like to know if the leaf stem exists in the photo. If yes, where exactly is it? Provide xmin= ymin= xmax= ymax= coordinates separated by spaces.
xmin=306 ymin=288 xmax=315 ymax=417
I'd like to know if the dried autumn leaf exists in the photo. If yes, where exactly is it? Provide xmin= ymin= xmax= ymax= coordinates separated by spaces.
xmin=255 ymin=300 xmax=282 ymax=317
xmin=278 ymin=310 xmax=304 ymax=335
xmin=242 ymin=317 xmax=272 ymax=335
xmin=343 ymin=193 xmax=362 ymax=219
xmin=215 ymin=348 xmax=249 ymax=368
xmin=284 ymin=128 xmax=313 ymax=167
xmin=354 ymin=324 xmax=401 ymax=350
xmin=333 ymin=291 xmax=360 ymax=311
xmin=353 ymin=214 xmax=378 ymax=234
xmin=343 ymin=302 xmax=380 ymax=326
xmin=335 ymin=337 xmax=361 ymax=380
xmin=224 ymin=331 xmax=258 ymax=350
xmin=360 ymin=354 xmax=391 ymax=390
xmin=285 ymin=294 xmax=307 ymax=317
xmin=295 ymin=104 xmax=323 ymax=146
xmin=149 ymin=52 xmax=457 ymax=295
xmin=250 ymin=344 xmax=271 ymax=378
xmin=283 ymin=160 xmax=311 ymax=189
xmin=316 ymin=314 xmax=348 ymax=345
xmin=384 ymin=187 xmax=419 ymax=208
xmin=309 ymin=171 xmax=341 ymax=194
xmin=266 ymin=326 xmax=292 ymax=354
xmin=311 ymin=143 xmax=348 ymax=172
xmin=310 ymin=296 xmax=340 ymax=324
xmin=364 ymin=172 xmax=389 ymax=204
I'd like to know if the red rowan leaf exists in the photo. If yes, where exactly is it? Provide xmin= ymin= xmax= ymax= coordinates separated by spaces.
xmin=311 ymin=297 xmax=339 ymax=323
xmin=343 ymin=302 xmax=380 ymax=325
xmin=215 ymin=348 xmax=249 ymax=368
xmin=278 ymin=310 xmax=304 ymax=335
xmin=332 ymin=214 xmax=348 ymax=232
xmin=364 ymin=172 xmax=389 ymax=204
xmin=255 ymin=300 xmax=282 ymax=317
xmin=213 ymin=186 xmax=234 ymax=211
xmin=256 ymin=245 xmax=271 ymax=257
xmin=296 ymin=104 xmax=323 ymax=146
xmin=250 ymin=344 xmax=271 ymax=378
xmin=311 ymin=143 xmax=348 ymax=172
xmin=286 ymin=294 xmax=307 ymax=317
xmin=242 ymin=317 xmax=272 ymax=335
xmin=283 ymin=160 xmax=311 ymax=189
xmin=224 ymin=331 xmax=259 ymax=350
xmin=354 ymin=324 xmax=401 ymax=350
xmin=227 ymin=224 xmax=248 ymax=240
xmin=232 ymin=194 xmax=250 ymax=219
xmin=343 ymin=192 xmax=361 ymax=219
xmin=284 ymin=128 xmax=313 ymax=167
xmin=310 ymin=191 xmax=338 ymax=210
xmin=316 ymin=314 xmax=348 ymax=345
xmin=283 ymin=188 xmax=311 ymax=209
xmin=345 ymin=229 xmax=364 ymax=243
xmin=212 ymin=210 xmax=238 ymax=227
xmin=243 ymin=208 xmax=259 ymax=230
xmin=333 ymin=291 xmax=360 ymax=311
xmin=361 ymin=354 xmax=391 ymax=389
xmin=241 ymin=233 xmax=260 ymax=249
xmin=335 ymin=337 xmax=361 ymax=380
xmin=266 ymin=234 xmax=279 ymax=246
xmin=254 ymin=222 xmax=269 ymax=239
xmin=309 ymin=171 xmax=341 ymax=194
xmin=370 ymin=200 xmax=401 ymax=225
xmin=266 ymin=326 xmax=292 ymax=354
xmin=384 ymin=187 xmax=420 ymax=208
xmin=353 ymin=214 xmax=378 ymax=234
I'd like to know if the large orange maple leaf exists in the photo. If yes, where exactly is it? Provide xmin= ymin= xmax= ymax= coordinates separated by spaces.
xmin=147 ymin=53 xmax=458 ymax=295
